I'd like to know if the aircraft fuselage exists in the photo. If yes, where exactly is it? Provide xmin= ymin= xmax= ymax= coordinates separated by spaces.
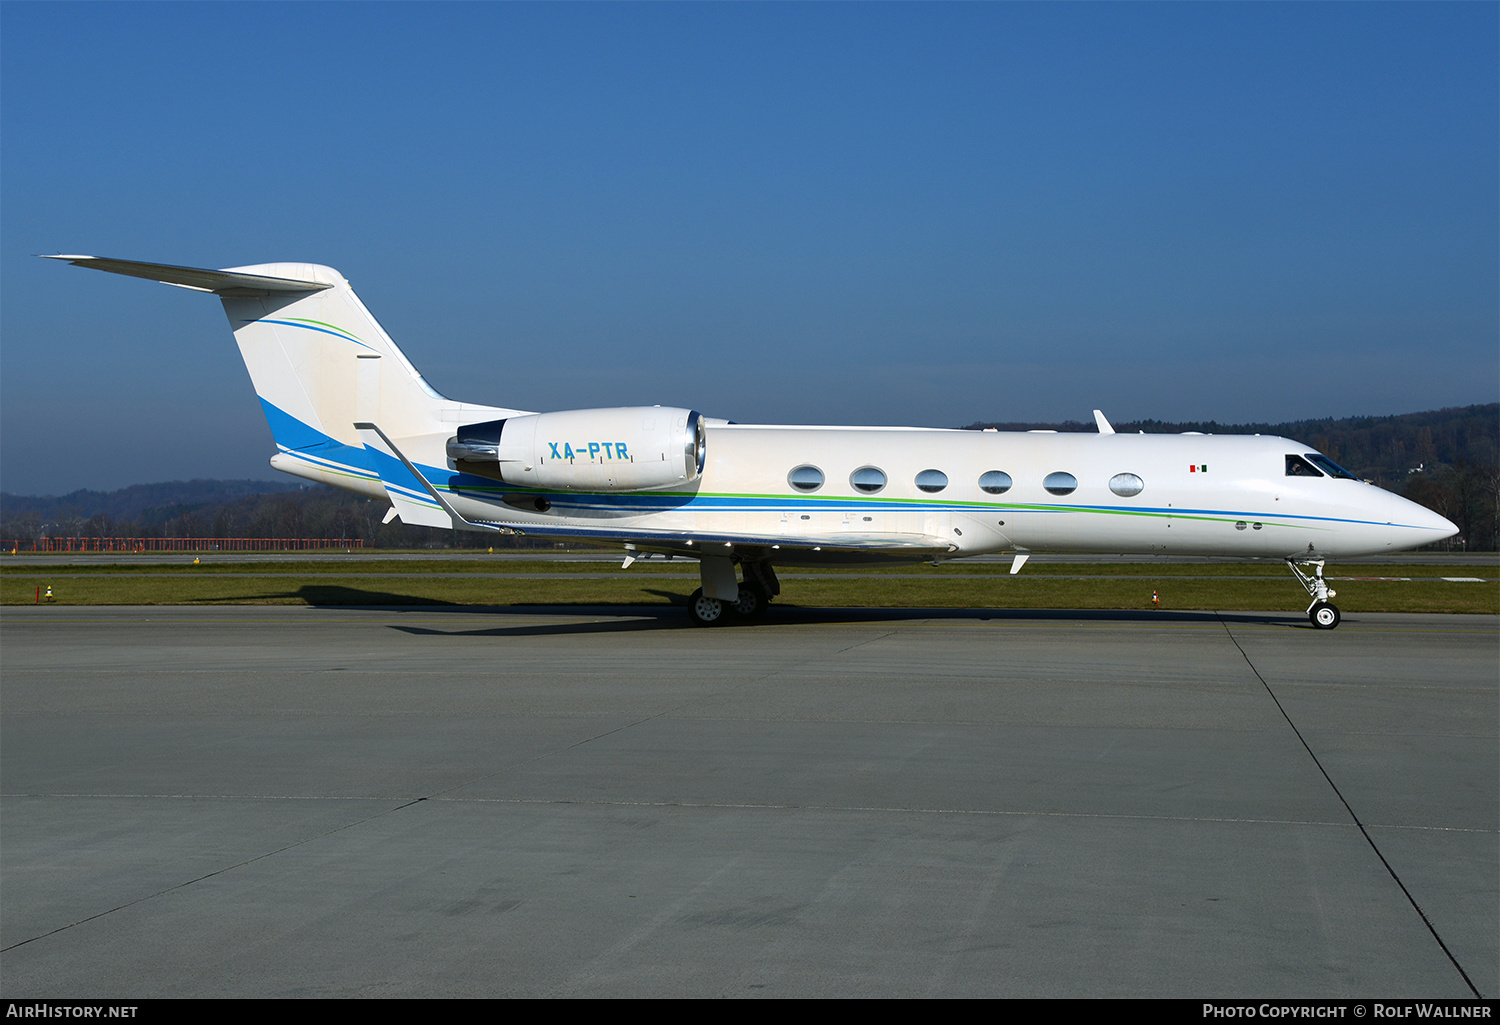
xmin=426 ymin=424 xmax=1453 ymax=562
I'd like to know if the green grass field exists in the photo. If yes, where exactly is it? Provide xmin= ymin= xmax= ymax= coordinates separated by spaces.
xmin=3 ymin=557 xmax=1495 ymax=614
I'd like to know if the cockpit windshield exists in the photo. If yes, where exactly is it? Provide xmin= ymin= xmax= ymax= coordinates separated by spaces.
xmin=1305 ymin=453 xmax=1356 ymax=479
xmin=1285 ymin=454 xmax=1323 ymax=477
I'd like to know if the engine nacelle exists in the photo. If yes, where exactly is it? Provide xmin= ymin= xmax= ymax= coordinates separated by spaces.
xmin=448 ymin=406 xmax=706 ymax=492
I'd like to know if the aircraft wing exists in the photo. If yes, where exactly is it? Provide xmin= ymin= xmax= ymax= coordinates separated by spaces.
xmin=454 ymin=520 xmax=958 ymax=558
xmin=353 ymin=421 xmax=957 ymax=558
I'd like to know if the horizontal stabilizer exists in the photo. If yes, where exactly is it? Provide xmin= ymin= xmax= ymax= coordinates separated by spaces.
xmin=39 ymin=255 xmax=331 ymax=297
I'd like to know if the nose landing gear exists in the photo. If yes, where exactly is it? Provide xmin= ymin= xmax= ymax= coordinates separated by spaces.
xmin=1286 ymin=556 xmax=1341 ymax=629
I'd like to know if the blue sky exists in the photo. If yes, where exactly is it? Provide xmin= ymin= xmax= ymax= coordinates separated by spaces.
xmin=3 ymin=2 xmax=1495 ymax=495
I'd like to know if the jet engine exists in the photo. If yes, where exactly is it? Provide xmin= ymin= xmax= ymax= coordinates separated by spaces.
xmin=447 ymin=406 xmax=706 ymax=491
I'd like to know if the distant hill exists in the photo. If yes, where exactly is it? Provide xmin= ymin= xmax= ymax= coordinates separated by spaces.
xmin=1 ymin=479 xmax=306 ymax=525
xmin=0 ymin=477 xmax=546 ymax=549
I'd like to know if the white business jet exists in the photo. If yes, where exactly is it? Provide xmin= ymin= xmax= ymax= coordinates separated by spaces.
xmin=46 ymin=256 xmax=1458 ymax=628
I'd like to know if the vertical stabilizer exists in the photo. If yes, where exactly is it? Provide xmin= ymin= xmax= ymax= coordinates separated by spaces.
xmin=43 ymin=256 xmax=525 ymax=500
xmin=218 ymin=263 xmax=451 ymax=474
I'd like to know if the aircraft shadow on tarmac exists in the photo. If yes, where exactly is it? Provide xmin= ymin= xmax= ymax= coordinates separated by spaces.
xmin=378 ymin=602 xmax=1314 ymax=638
xmin=243 ymin=583 xmax=461 ymax=606
xmin=239 ymin=584 xmax=1317 ymax=636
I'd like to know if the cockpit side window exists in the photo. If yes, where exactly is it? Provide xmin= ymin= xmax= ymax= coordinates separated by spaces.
xmin=1305 ymin=454 xmax=1356 ymax=479
xmin=1285 ymin=454 xmax=1324 ymax=477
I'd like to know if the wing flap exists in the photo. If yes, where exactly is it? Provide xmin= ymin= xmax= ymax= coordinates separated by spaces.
xmin=457 ymin=520 xmax=958 ymax=556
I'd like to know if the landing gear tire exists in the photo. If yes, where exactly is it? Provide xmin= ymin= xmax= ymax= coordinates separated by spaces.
xmin=688 ymin=588 xmax=727 ymax=627
xmin=1287 ymin=558 xmax=1340 ymax=632
xmin=729 ymin=584 xmax=768 ymax=620
xmin=1309 ymin=602 xmax=1341 ymax=630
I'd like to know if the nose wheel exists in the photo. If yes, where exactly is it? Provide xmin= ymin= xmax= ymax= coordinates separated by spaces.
xmin=1309 ymin=601 xmax=1341 ymax=629
xmin=1286 ymin=557 xmax=1341 ymax=629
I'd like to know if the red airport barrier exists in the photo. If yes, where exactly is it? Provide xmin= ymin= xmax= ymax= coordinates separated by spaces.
xmin=3 ymin=538 xmax=364 ymax=553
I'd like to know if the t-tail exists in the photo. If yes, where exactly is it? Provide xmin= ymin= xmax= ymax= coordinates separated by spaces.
xmin=41 ymin=256 xmax=521 ymax=501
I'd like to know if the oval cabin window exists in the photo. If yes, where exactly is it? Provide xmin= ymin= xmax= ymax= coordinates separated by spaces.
xmin=1108 ymin=473 xmax=1144 ymax=497
xmin=850 ymin=466 xmax=887 ymax=494
xmin=915 ymin=469 xmax=948 ymax=494
xmin=978 ymin=470 xmax=1013 ymax=495
xmin=788 ymin=465 xmax=824 ymax=492
xmin=1043 ymin=472 xmax=1078 ymax=496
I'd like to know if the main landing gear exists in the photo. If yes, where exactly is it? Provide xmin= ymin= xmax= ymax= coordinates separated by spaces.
xmin=1286 ymin=556 xmax=1340 ymax=629
xmin=687 ymin=558 xmax=779 ymax=626
xmin=688 ymin=584 xmax=770 ymax=626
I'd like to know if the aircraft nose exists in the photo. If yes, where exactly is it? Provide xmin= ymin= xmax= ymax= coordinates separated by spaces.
xmin=1426 ymin=507 xmax=1460 ymax=541
xmin=1400 ymin=495 xmax=1458 ymax=542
